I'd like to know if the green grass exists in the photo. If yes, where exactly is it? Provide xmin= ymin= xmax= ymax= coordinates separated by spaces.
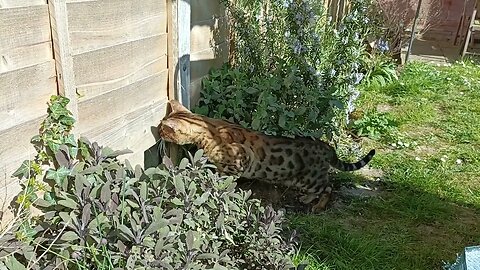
xmin=290 ymin=60 xmax=480 ymax=270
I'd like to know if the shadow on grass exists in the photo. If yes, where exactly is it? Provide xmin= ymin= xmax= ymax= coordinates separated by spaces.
xmin=286 ymin=171 xmax=480 ymax=270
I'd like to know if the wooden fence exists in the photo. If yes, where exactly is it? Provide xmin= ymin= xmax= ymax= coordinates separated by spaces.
xmin=0 ymin=0 xmax=227 ymax=225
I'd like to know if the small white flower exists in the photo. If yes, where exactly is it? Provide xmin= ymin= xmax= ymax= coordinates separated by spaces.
xmin=415 ymin=157 xmax=421 ymax=161
xmin=391 ymin=143 xmax=397 ymax=147
xmin=456 ymin=159 xmax=462 ymax=164
xmin=440 ymin=157 xmax=446 ymax=162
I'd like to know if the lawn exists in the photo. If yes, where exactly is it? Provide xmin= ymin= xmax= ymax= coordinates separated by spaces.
xmin=289 ymin=60 xmax=480 ymax=270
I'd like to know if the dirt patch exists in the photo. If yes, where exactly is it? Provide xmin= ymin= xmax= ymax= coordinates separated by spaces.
xmin=236 ymin=173 xmax=386 ymax=214
xmin=377 ymin=104 xmax=393 ymax=113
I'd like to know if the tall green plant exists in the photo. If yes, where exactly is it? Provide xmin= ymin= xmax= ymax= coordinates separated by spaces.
xmin=198 ymin=0 xmax=374 ymax=140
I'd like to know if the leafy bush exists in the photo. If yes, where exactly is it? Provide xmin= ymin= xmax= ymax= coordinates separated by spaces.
xmin=197 ymin=0 xmax=375 ymax=140
xmin=0 ymin=96 xmax=301 ymax=270
xmin=361 ymin=53 xmax=398 ymax=88
xmin=350 ymin=111 xmax=398 ymax=140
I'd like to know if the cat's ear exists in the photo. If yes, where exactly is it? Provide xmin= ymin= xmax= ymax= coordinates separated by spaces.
xmin=168 ymin=100 xmax=191 ymax=114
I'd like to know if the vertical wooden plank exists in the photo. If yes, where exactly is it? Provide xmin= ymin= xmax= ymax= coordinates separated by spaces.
xmin=48 ymin=0 xmax=79 ymax=131
xmin=177 ymin=0 xmax=191 ymax=109
xmin=167 ymin=0 xmax=178 ymax=101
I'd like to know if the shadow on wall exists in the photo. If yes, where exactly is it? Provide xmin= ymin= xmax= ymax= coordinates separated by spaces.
xmin=143 ymin=0 xmax=229 ymax=168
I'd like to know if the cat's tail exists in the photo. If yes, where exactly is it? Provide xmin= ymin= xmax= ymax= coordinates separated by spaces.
xmin=330 ymin=149 xmax=375 ymax=171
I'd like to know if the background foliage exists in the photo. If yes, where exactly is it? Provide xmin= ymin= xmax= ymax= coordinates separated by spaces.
xmin=197 ymin=0 xmax=376 ymax=141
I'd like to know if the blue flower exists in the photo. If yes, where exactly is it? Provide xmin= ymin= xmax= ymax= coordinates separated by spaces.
xmin=377 ymin=39 xmax=389 ymax=52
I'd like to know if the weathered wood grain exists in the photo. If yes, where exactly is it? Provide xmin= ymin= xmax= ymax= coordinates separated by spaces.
xmin=80 ymin=100 xmax=168 ymax=166
xmin=49 ymin=0 xmax=80 ymax=130
xmin=0 ymin=5 xmax=51 ymax=52
xmin=0 ymin=116 xmax=44 ymax=215
xmin=0 ymin=60 xmax=56 ymax=131
xmin=0 ymin=42 xmax=53 ymax=73
xmin=77 ymin=70 xmax=168 ymax=132
xmin=67 ymin=0 xmax=167 ymax=55
xmin=73 ymin=34 xmax=167 ymax=94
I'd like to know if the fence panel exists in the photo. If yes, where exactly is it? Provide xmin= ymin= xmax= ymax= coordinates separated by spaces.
xmin=0 ymin=3 xmax=57 ymax=212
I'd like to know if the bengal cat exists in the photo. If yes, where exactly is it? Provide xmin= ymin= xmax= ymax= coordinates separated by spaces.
xmin=158 ymin=100 xmax=375 ymax=213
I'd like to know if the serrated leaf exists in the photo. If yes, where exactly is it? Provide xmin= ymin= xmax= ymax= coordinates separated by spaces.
xmin=155 ymin=239 xmax=164 ymax=257
xmin=117 ymin=240 xmax=127 ymax=253
xmin=194 ymin=106 xmax=209 ymax=115
xmin=60 ymin=231 xmax=79 ymax=242
xmin=89 ymin=183 xmax=102 ymax=199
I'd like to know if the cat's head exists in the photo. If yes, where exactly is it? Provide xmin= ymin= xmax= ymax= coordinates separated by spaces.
xmin=158 ymin=100 xmax=200 ymax=145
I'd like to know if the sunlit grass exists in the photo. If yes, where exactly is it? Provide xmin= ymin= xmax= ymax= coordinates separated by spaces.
xmin=290 ymin=60 xmax=480 ymax=270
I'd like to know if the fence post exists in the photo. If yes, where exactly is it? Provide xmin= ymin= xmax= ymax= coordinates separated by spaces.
xmin=48 ymin=0 xmax=79 ymax=133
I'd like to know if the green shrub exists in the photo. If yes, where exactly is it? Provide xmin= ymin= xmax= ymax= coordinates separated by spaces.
xmin=197 ymin=0 xmax=375 ymax=140
xmin=350 ymin=111 xmax=398 ymax=140
xmin=0 ymin=96 xmax=301 ymax=270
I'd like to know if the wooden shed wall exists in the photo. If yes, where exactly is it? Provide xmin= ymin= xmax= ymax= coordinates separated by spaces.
xmin=190 ymin=0 xmax=229 ymax=105
xmin=0 ymin=0 xmax=228 ymax=224
xmin=68 ymin=0 xmax=169 ymax=165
